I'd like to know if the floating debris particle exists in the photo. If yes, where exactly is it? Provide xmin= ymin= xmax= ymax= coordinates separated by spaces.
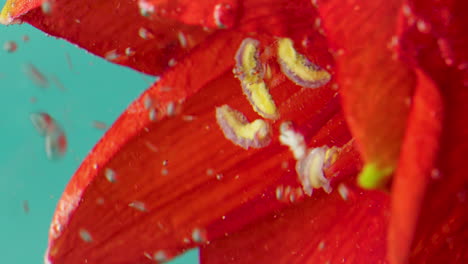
xmin=41 ymin=0 xmax=53 ymax=14
xmin=143 ymin=95 xmax=153 ymax=110
xmin=92 ymin=120 xmax=108 ymax=130
xmin=143 ymin=252 xmax=153 ymax=260
xmin=65 ymin=53 xmax=73 ymax=70
xmin=129 ymin=201 xmax=147 ymax=212
xmin=166 ymin=102 xmax=175 ymax=116
xmin=138 ymin=27 xmax=155 ymax=40
xmin=22 ymin=200 xmax=29 ymax=214
xmin=22 ymin=35 xmax=29 ymax=42
xmin=192 ymin=228 xmax=207 ymax=243
xmin=149 ymin=109 xmax=157 ymax=121
xmin=153 ymin=250 xmax=168 ymax=262
xmin=104 ymin=168 xmax=117 ymax=183
xmin=213 ymin=3 xmax=233 ymax=29
xmin=25 ymin=63 xmax=49 ymax=88
xmin=138 ymin=0 xmax=155 ymax=17
xmin=178 ymin=31 xmax=187 ymax=48
xmin=182 ymin=115 xmax=195 ymax=122
xmin=144 ymin=141 xmax=158 ymax=152
xmin=50 ymin=75 xmax=66 ymax=91
xmin=161 ymin=168 xmax=169 ymax=175
xmin=168 ymin=58 xmax=177 ymax=67
xmin=45 ymin=130 xmax=67 ymax=160
xmin=125 ymin=47 xmax=135 ymax=56
xmin=277 ymin=38 xmax=331 ymax=88
xmin=318 ymin=240 xmax=326 ymax=251
xmin=215 ymin=105 xmax=271 ymax=149
xmin=3 ymin=41 xmax=17 ymax=53
xmin=96 ymin=197 xmax=105 ymax=205
xmin=30 ymin=112 xmax=56 ymax=136
xmin=275 ymin=185 xmax=284 ymax=200
xmin=216 ymin=173 xmax=224 ymax=180
xmin=30 ymin=112 xmax=67 ymax=160
xmin=78 ymin=228 xmax=93 ymax=242
xmin=337 ymin=183 xmax=349 ymax=201
xmin=104 ymin=49 xmax=119 ymax=61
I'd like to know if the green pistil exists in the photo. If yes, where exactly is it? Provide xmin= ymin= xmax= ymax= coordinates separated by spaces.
xmin=358 ymin=163 xmax=394 ymax=189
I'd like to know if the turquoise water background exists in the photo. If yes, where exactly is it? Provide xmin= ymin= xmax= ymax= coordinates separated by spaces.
xmin=0 ymin=20 xmax=197 ymax=264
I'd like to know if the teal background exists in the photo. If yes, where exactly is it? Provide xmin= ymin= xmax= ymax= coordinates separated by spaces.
xmin=0 ymin=22 xmax=198 ymax=263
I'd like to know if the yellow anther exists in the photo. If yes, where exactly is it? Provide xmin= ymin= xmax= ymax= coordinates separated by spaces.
xmin=235 ymin=38 xmax=278 ymax=119
xmin=240 ymin=40 xmax=262 ymax=83
xmin=357 ymin=163 xmax=394 ymax=189
xmin=243 ymin=81 xmax=278 ymax=119
xmin=277 ymin=38 xmax=331 ymax=88
xmin=215 ymin=105 xmax=271 ymax=149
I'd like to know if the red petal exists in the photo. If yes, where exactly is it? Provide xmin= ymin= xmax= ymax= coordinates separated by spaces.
xmin=389 ymin=70 xmax=443 ymax=264
xmin=200 ymin=181 xmax=389 ymax=264
xmin=318 ymin=0 xmax=415 ymax=174
xmin=2 ymin=0 xmax=213 ymax=75
xmin=137 ymin=0 xmax=240 ymax=29
xmin=44 ymin=28 xmax=351 ymax=263
xmin=390 ymin=1 xmax=468 ymax=263
xmin=2 ymin=0 xmax=323 ymax=76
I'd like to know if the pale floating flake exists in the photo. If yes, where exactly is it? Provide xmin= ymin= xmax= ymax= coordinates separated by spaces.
xmin=3 ymin=41 xmax=17 ymax=53
xmin=41 ymin=1 xmax=53 ymax=14
xmin=337 ymin=183 xmax=349 ymax=201
xmin=178 ymin=31 xmax=187 ymax=48
xmin=104 ymin=168 xmax=117 ymax=183
xmin=138 ymin=27 xmax=154 ymax=40
xmin=129 ymin=201 xmax=147 ymax=212
xmin=138 ymin=0 xmax=155 ymax=17
xmin=153 ymin=250 xmax=168 ymax=262
xmin=104 ymin=50 xmax=119 ymax=61
xmin=79 ymin=228 xmax=93 ymax=242
xmin=192 ymin=228 xmax=207 ymax=243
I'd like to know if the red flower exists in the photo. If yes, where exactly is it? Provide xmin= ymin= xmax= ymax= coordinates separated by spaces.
xmin=2 ymin=0 xmax=466 ymax=263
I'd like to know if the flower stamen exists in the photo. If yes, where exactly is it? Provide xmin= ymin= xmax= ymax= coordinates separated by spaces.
xmin=215 ymin=105 xmax=271 ymax=149
xmin=277 ymin=38 xmax=331 ymax=88
xmin=235 ymin=38 xmax=278 ymax=120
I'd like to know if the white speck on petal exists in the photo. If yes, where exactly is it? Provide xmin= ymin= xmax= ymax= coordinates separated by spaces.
xmin=129 ymin=201 xmax=147 ymax=212
xmin=105 ymin=168 xmax=117 ymax=183
xmin=337 ymin=183 xmax=349 ymax=201
xmin=79 ymin=229 xmax=93 ymax=242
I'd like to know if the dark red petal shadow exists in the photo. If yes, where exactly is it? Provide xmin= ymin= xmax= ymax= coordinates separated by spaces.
xmin=390 ymin=1 xmax=468 ymax=263
xmin=44 ymin=27 xmax=350 ymax=263
xmin=318 ymin=0 xmax=415 ymax=173
xmin=200 ymin=177 xmax=389 ymax=264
